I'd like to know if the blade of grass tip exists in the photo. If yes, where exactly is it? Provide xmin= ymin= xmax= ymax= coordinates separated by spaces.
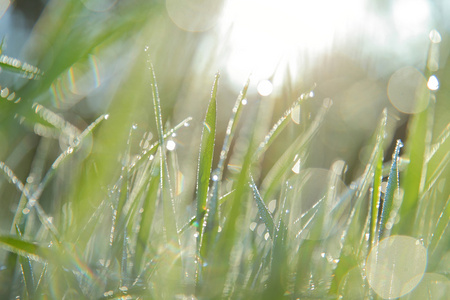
xmin=149 ymin=63 xmax=178 ymax=247
xmin=201 ymin=120 xmax=257 ymax=297
xmin=197 ymin=73 xmax=218 ymax=255
xmin=262 ymin=97 xmax=332 ymax=200
xmin=249 ymin=175 xmax=274 ymax=238
xmin=252 ymin=86 xmax=315 ymax=162
xmin=379 ymin=139 xmax=403 ymax=240
xmin=205 ymin=78 xmax=250 ymax=243
xmin=15 ymin=226 xmax=35 ymax=299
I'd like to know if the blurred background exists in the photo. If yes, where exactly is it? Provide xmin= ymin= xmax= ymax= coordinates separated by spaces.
xmin=0 ymin=0 xmax=449 ymax=230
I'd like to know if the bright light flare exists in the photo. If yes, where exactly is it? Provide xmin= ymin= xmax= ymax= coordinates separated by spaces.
xmin=219 ymin=0 xmax=366 ymax=87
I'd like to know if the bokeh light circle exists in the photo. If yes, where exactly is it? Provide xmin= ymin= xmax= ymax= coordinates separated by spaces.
xmin=366 ymin=235 xmax=427 ymax=299
xmin=387 ymin=67 xmax=430 ymax=114
xmin=166 ymin=0 xmax=224 ymax=32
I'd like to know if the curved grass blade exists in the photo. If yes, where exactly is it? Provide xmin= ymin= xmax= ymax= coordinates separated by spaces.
xmin=262 ymin=98 xmax=332 ymax=200
xmin=253 ymin=87 xmax=315 ymax=161
xmin=197 ymin=73 xmax=218 ymax=251
xmin=129 ymin=117 xmax=192 ymax=171
xmin=379 ymin=139 xmax=403 ymax=240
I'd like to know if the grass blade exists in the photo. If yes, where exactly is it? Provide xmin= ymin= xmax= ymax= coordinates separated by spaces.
xmin=379 ymin=139 xmax=403 ymax=240
xmin=262 ymin=98 xmax=332 ymax=200
xmin=253 ymin=88 xmax=315 ymax=161
xmin=197 ymin=73 xmax=218 ymax=254
xmin=250 ymin=175 xmax=275 ymax=238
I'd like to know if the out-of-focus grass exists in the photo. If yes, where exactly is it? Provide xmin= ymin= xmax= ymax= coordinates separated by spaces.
xmin=0 ymin=0 xmax=449 ymax=299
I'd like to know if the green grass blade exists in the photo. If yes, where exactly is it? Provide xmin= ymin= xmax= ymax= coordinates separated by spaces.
xmin=262 ymin=98 xmax=332 ymax=200
xmin=197 ymin=73 xmax=218 ymax=252
xmin=0 ymin=54 xmax=43 ymax=79
xmin=15 ymin=226 xmax=35 ymax=299
xmin=253 ymin=88 xmax=314 ymax=161
xmin=396 ymin=96 xmax=433 ymax=235
xmin=0 ymin=236 xmax=51 ymax=263
xmin=149 ymin=64 xmax=178 ymax=243
xmin=379 ymin=139 xmax=403 ymax=240
xmin=250 ymin=175 xmax=275 ymax=237
xmin=134 ymin=161 xmax=160 ymax=275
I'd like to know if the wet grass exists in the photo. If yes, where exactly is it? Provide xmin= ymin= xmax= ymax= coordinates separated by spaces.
xmin=0 ymin=1 xmax=449 ymax=299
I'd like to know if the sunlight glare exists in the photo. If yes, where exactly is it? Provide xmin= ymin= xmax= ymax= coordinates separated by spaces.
xmin=220 ymin=0 xmax=366 ymax=87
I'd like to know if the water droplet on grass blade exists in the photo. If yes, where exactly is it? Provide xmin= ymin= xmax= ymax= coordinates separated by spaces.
xmin=166 ymin=139 xmax=176 ymax=151
xmin=429 ymin=29 xmax=442 ymax=43
xmin=427 ymin=75 xmax=439 ymax=91
xmin=257 ymin=79 xmax=273 ymax=96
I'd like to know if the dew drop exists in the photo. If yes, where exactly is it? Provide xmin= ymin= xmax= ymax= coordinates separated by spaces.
xmin=211 ymin=174 xmax=219 ymax=181
xmin=257 ymin=80 xmax=273 ymax=96
xmin=309 ymin=91 xmax=314 ymax=97
xmin=132 ymin=124 xmax=138 ymax=130
xmin=429 ymin=29 xmax=442 ymax=43
xmin=166 ymin=140 xmax=176 ymax=151
xmin=241 ymin=99 xmax=248 ymax=105
xmin=184 ymin=122 xmax=190 ymax=127
xmin=104 ymin=114 xmax=109 ymax=120
xmin=427 ymin=75 xmax=439 ymax=91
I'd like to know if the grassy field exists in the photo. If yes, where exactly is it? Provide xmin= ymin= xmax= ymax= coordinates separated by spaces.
xmin=0 ymin=1 xmax=449 ymax=299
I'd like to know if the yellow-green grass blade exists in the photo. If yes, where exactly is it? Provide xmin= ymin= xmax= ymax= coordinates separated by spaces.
xmin=133 ymin=160 xmax=160 ymax=276
xmin=396 ymin=95 xmax=434 ymax=236
xmin=197 ymin=73 xmax=218 ymax=254
xmin=204 ymin=78 xmax=250 ymax=256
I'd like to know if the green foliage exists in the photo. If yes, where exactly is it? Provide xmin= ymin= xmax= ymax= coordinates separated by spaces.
xmin=0 ymin=1 xmax=449 ymax=299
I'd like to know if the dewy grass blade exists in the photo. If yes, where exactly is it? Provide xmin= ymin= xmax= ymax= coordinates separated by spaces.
xmin=329 ymin=110 xmax=387 ymax=295
xmin=197 ymin=73 xmax=218 ymax=251
xmin=379 ymin=139 xmax=403 ymax=240
xmin=250 ymin=175 xmax=275 ymax=238
xmin=149 ymin=63 xmax=178 ymax=244
xmin=15 ymin=226 xmax=35 ymax=299
xmin=253 ymin=87 xmax=315 ymax=161
xmin=262 ymin=98 xmax=332 ymax=200
xmin=0 ymin=236 xmax=51 ymax=263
